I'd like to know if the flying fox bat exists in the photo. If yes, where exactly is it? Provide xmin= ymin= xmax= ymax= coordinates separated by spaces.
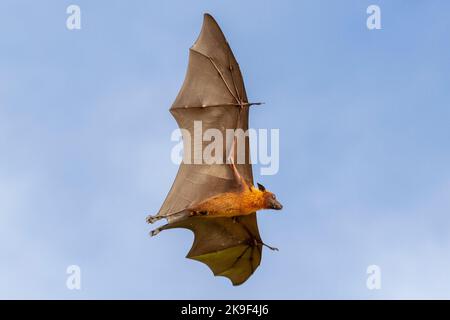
xmin=147 ymin=13 xmax=282 ymax=286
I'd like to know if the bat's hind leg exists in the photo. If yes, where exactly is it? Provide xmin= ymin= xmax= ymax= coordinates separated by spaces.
xmin=149 ymin=226 xmax=164 ymax=237
xmin=146 ymin=209 xmax=191 ymax=224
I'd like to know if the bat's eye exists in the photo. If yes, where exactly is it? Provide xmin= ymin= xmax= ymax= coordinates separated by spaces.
xmin=272 ymin=194 xmax=276 ymax=199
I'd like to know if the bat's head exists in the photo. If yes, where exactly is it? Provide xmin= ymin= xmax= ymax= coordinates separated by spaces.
xmin=257 ymin=183 xmax=283 ymax=210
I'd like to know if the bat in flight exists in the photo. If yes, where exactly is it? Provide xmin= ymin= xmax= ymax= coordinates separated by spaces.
xmin=147 ymin=13 xmax=282 ymax=286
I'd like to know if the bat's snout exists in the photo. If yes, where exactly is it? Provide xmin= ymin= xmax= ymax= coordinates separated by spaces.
xmin=271 ymin=199 xmax=283 ymax=210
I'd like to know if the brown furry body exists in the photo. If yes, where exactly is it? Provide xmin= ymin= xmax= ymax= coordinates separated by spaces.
xmin=190 ymin=186 xmax=274 ymax=218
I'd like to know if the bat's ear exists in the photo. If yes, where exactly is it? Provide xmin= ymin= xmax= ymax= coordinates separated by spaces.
xmin=257 ymin=183 xmax=266 ymax=191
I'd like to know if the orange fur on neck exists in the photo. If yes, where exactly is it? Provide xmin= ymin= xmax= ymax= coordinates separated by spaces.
xmin=239 ymin=186 xmax=267 ymax=213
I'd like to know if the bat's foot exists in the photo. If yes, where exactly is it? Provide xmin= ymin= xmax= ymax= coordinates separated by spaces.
xmin=146 ymin=214 xmax=161 ymax=224
xmin=150 ymin=227 xmax=161 ymax=237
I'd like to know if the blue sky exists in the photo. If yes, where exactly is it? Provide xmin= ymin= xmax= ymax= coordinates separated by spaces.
xmin=1 ymin=0 xmax=450 ymax=299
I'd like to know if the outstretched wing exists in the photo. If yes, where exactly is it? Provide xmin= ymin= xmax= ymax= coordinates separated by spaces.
xmin=155 ymin=14 xmax=263 ymax=285
xmin=171 ymin=13 xmax=247 ymax=109
xmin=159 ymin=215 xmax=262 ymax=286
xmin=157 ymin=13 xmax=253 ymax=219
